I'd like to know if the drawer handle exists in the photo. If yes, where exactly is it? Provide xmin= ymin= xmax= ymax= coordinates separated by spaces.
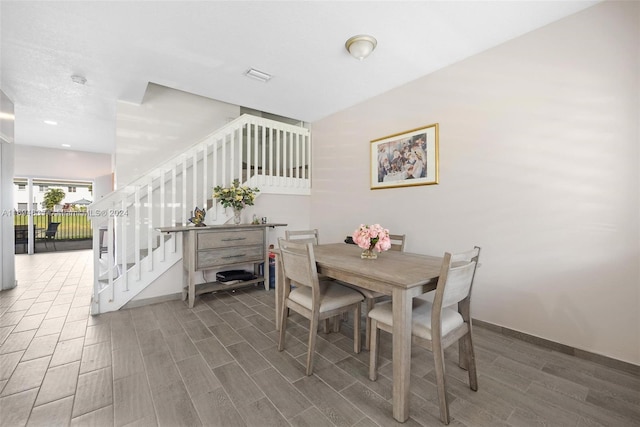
xmin=221 ymin=237 xmax=246 ymax=242
xmin=222 ymin=254 xmax=247 ymax=259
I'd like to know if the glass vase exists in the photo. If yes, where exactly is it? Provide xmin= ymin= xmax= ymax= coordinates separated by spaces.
xmin=233 ymin=208 xmax=242 ymax=225
xmin=361 ymin=248 xmax=378 ymax=259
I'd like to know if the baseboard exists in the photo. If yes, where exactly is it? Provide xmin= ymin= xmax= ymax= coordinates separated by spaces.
xmin=472 ymin=319 xmax=639 ymax=376
xmin=121 ymin=292 xmax=182 ymax=310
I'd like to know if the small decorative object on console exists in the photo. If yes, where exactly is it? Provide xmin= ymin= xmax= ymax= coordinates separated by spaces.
xmin=352 ymin=224 xmax=391 ymax=259
xmin=189 ymin=207 xmax=206 ymax=227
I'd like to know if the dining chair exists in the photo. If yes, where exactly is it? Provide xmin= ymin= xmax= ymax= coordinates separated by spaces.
xmin=368 ymin=246 xmax=481 ymax=425
xmin=389 ymin=233 xmax=406 ymax=252
xmin=277 ymin=238 xmax=364 ymax=375
xmin=285 ymin=229 xmax=319 ymax=245
xmin=341 ymin=233 xmax=407 ymax=349
xmin=284 ymin=228 xmax=336 ymax=331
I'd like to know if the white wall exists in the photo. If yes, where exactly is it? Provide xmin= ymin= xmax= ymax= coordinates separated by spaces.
xmin=93 ymin=173 xmax=113 ymax=202
xmin=14 ymin=145 xmax=112 ymax=181
xmin=311 ymin=1 xmax=639 ymax=365
xmin=1 ymin=90 xmax=16 ymax=289
xmin=115 ymin=83 xmax=241 ymax=186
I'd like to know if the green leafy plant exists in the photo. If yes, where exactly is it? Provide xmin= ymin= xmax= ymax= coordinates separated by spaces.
xmin=43 ymin=188 xmax=65 ymax=211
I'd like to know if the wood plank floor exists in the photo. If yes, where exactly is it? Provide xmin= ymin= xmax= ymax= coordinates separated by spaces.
xmin=1 ymin=250 xmax=638 ymax=426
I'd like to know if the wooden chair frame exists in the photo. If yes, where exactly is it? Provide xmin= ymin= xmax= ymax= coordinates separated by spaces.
xmin=369 ymin=246 xmax=481 ymax=424
xmin=284 ymin=229 xmax=319 ymax=245
xmin=278 ymin=238 xmax=364 ymax=375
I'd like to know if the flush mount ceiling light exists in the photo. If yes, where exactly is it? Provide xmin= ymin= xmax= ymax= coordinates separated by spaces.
xmin=244 ymin=68 xmax=272 ymax=83
xmin=345 ymin=34 xmax=377 ymax=60
xmin=71 ymin=74 xmax=87 ymax=85
xmin=44 ymin=120 xmax=58 ymax=126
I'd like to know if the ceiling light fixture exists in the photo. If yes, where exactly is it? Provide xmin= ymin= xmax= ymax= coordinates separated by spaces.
xmin=244 ymin=68 xmax=272 ymax=83
xmin=71 ymin=74 xmax=87 ymax=85
xmin=0 ymin=112 xmax=15 ymax=121
xmin=345 ymin=34 xmax=377 ymax=60
xmin=44 ymin=120 xmax=58 ymax=126
xmin=61 ymin=144 xmax=71 ymax=148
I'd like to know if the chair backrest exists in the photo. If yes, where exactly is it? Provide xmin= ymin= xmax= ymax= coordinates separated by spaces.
xmin=45 ymin=222 xmax=61 ymax=237
xmin=285 ymin=229 xmax=319 ymax=245
xmin=277 ymin=238 xmax=320 ymax=293
xmin=389 ymin=234 xmax=406 ymax=252
xmin=432 ymin=246 xmax=480 ymax=310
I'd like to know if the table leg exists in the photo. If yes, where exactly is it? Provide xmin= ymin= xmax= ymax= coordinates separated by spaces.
xmin=392 ymin=288 xmax=412 ymax=422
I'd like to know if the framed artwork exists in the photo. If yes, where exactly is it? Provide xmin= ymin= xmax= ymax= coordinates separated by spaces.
xmin=370 ymin=123 xmax=439 ymax=189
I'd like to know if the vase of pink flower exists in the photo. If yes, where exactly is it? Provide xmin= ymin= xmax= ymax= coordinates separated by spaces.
xmin=352 ymin=224 xmax=391 ymax=259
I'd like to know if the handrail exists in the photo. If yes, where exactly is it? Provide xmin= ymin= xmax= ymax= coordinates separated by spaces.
xmin=91 ymin=114 xmax=309 ymax=210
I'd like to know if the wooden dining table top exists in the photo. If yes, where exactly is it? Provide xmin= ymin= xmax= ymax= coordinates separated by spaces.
xmin=311 ymin=243 xmax=443 ymax=295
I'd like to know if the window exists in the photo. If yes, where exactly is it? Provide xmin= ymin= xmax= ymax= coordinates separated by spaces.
xmin=17 ymin=203 xmax=27 ymax=210
xmin=39 ymin=185 xmax=47 ymax=192
xmin=68 ymin=186 xmax=77 ymax=192
xmin=17 ymin=184 xmax=26 ymax=191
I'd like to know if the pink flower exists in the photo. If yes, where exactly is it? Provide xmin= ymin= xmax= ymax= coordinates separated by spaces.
xmin=352 ymin=224 xmax=391 ymax=253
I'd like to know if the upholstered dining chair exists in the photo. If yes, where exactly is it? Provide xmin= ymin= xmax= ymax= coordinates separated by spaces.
xmin=368 ymin=246 xmax=481 ymax=425
xmin=277 ymin=238 xmax=364 ymax=375
xmin=285 ymin=228 xmax=337 ymax=330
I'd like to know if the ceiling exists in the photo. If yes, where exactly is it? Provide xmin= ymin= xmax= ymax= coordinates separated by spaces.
xmin=1 ymin=1 xmax=600 ymax=154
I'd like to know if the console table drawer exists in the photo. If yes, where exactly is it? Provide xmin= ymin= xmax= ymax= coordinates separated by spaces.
xmin=196 ymin=245 xmax=264 ymax=270
xmin=197 ymin=229 xmax=263 ymax=249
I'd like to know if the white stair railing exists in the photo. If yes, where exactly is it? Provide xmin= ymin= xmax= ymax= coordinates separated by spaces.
xmin=90 ymin=114 xmax=310 ymax=314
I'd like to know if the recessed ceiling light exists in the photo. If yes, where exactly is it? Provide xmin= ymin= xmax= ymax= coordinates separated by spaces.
xmin=71 ymin=75 xmax=87 ymax=85
xmin=244 ymin=68 xmax=272 ymax=83
xmin=44 ymin=120 xmax=58 ymax=125
xmin=61 ymin=144 xmax=71 ymax=148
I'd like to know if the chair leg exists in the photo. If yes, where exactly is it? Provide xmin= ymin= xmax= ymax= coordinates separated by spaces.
xmin=433 ymin=343 xmax=450 ymax=425
xmin=464 ymin=333 xmax=478 ymax=391
xmin=353 ymin=304 xmax=361 ymax=354
xmin=364 ymin=298 xmax=375 ymax=350
xmin=368 ymin=319 xmax=380 ymax=381
xmin=322 ymin=319 xmax=330 ymax=333
xmin=306 ymin=313 xmax=319 ymax=376
xmin=458 ymin=338 xmax=468 ymax=370
xmin=278 ymin=303 xmax=288 ymax=351
xmin=332 ymin=315 xmax=341 ymax=333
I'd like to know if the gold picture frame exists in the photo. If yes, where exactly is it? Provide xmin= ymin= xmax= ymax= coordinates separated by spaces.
xmin=370 ymin=123 xmax=439 ymax=189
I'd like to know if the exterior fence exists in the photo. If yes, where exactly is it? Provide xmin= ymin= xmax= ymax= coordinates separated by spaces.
xmin=14 ymin=211 xmax=93 ymax=240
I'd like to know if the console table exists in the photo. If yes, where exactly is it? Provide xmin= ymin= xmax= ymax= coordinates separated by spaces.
xmin=157 ymin=223 xmax=285 ymax=308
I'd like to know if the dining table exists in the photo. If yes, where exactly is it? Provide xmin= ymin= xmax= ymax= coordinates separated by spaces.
xmin=274 ymin=242 xmax=443 ymax=422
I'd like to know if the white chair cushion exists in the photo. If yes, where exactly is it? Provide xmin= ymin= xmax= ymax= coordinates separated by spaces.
xmin=336 ymin=281 xmax=384 ymax=299
xmin=368 ymin=299 xmax=464 ymax=341
xmin=289 ymin=280 xmax=364 ymax=313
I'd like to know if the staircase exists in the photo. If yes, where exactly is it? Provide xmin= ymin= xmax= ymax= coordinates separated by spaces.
xmin=90 ymin=114 xmax=311 ymax=314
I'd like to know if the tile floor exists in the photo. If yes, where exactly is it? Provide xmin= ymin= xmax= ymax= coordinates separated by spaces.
xmin=0 ymin=250 xmax=639 ymax=426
